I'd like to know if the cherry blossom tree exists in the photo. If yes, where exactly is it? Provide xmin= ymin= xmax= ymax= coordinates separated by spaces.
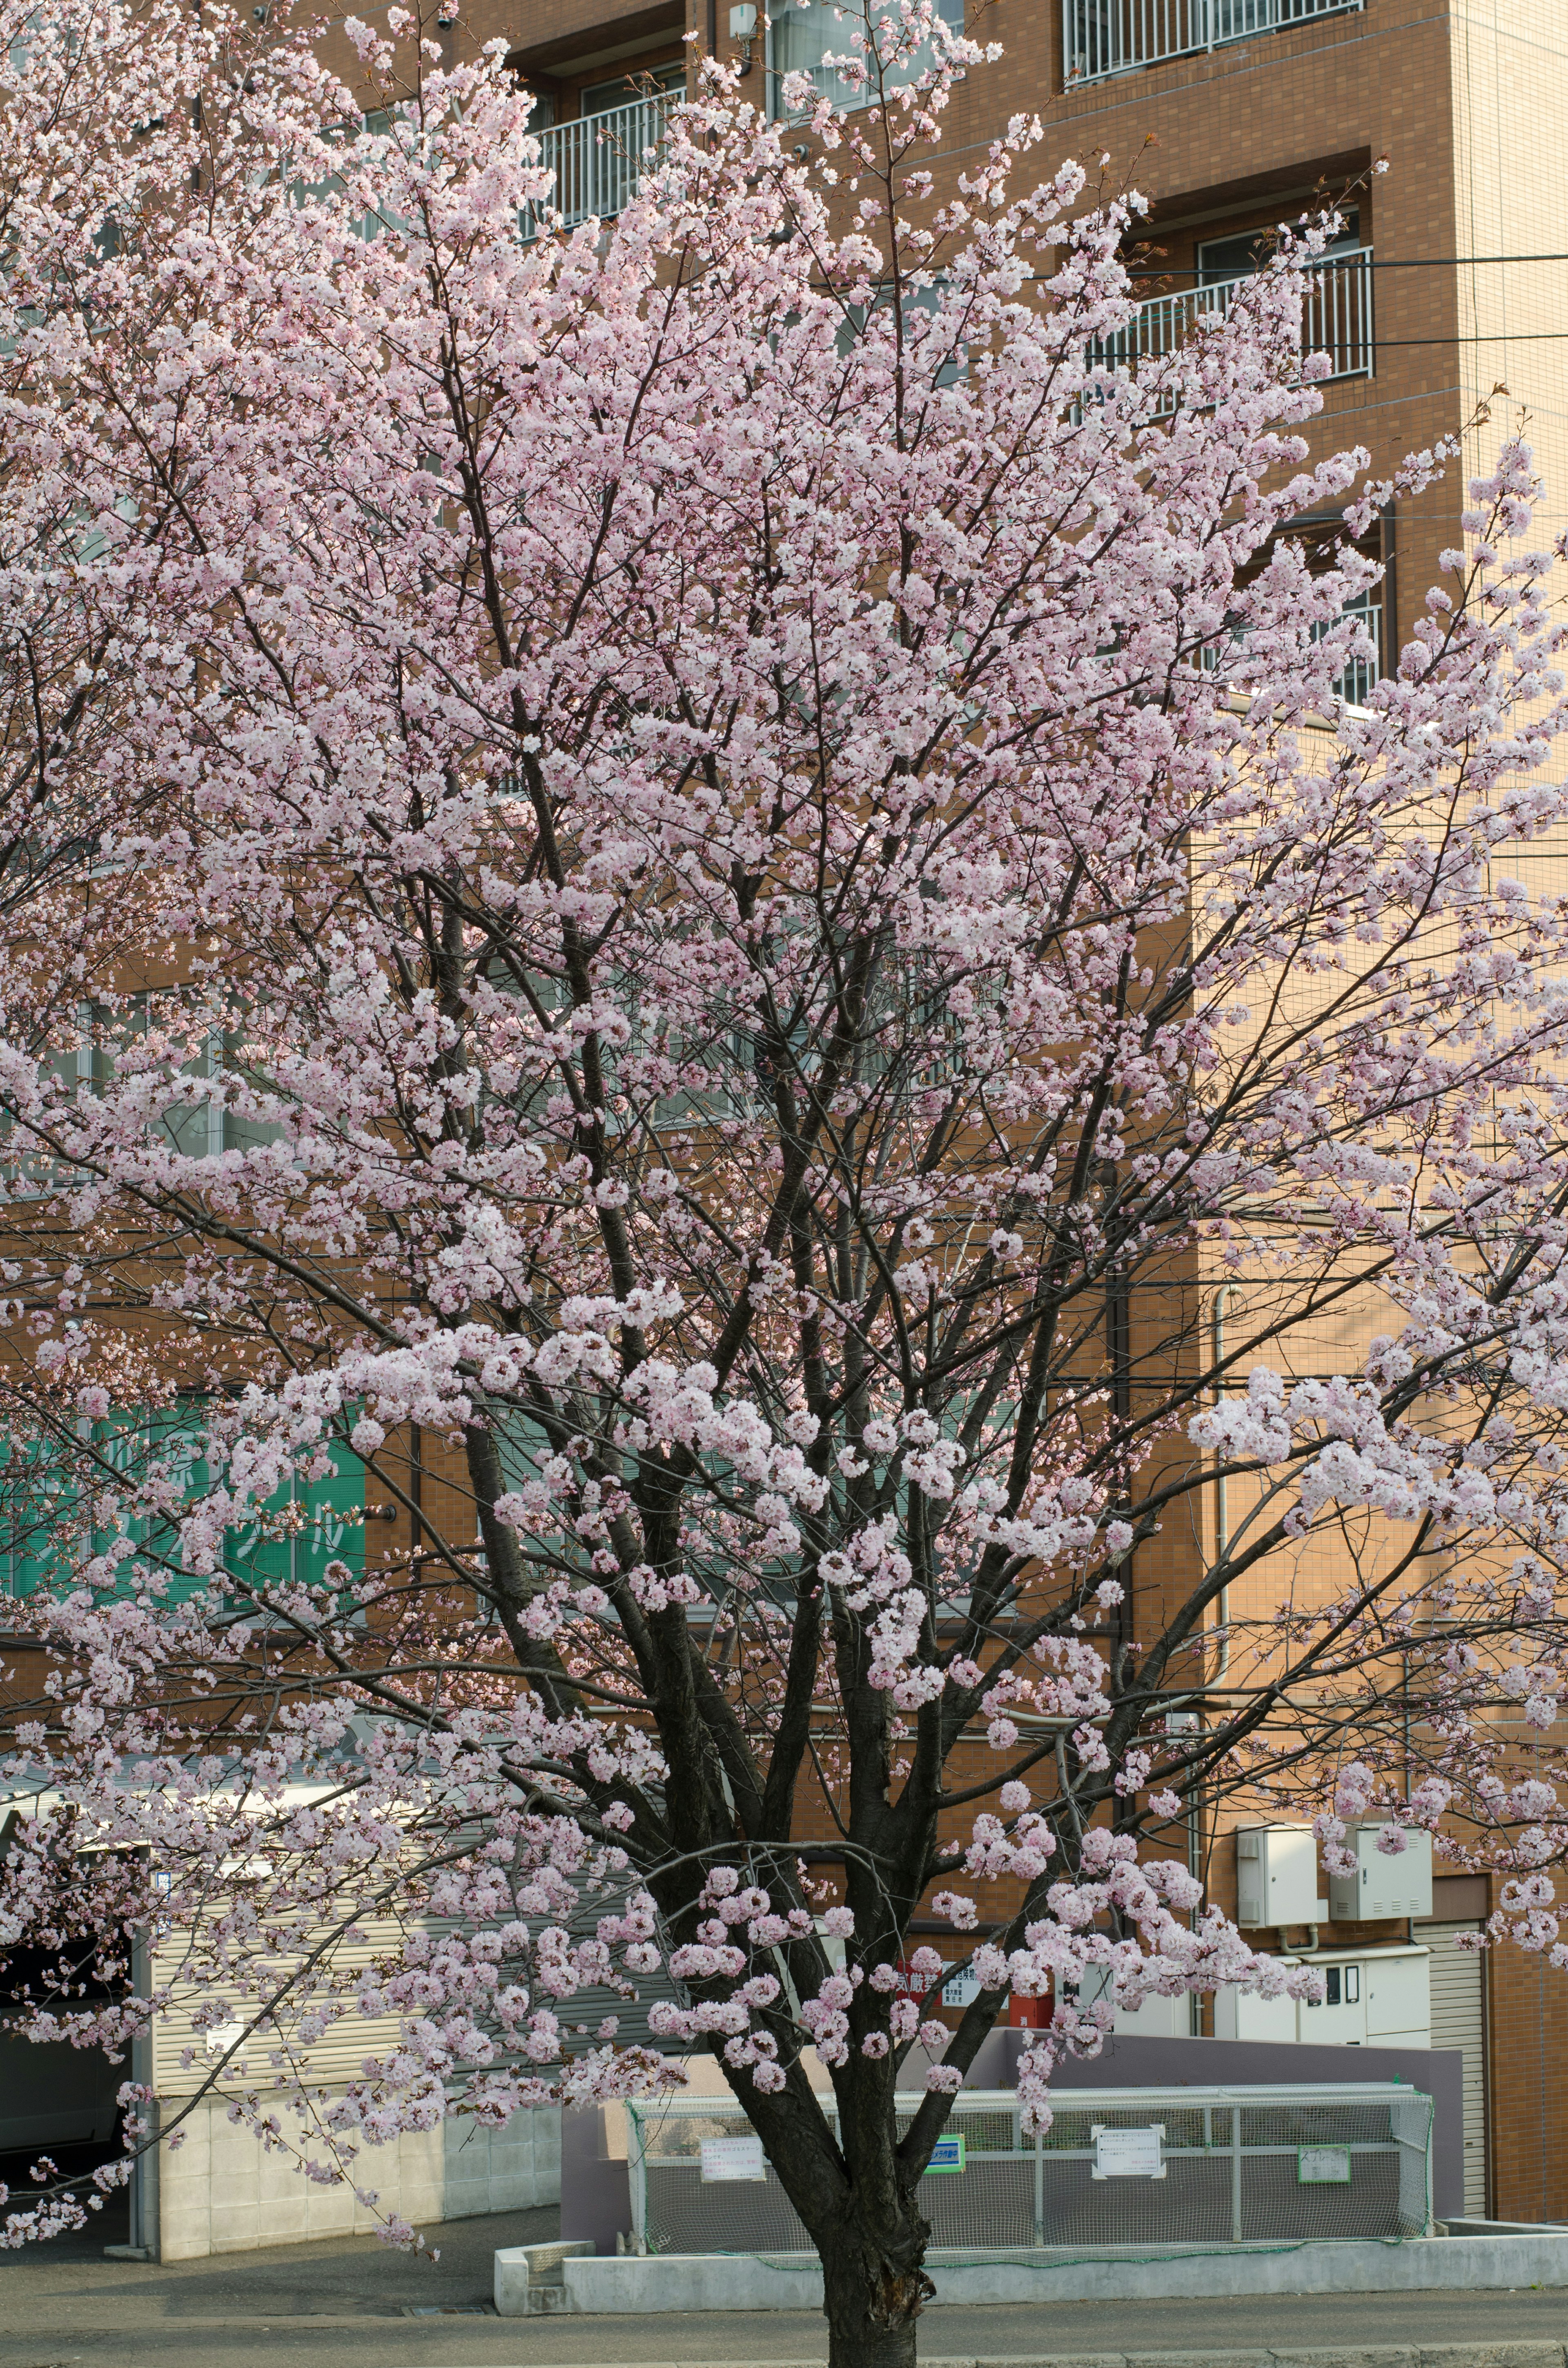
xmin=3 ymin=1 xmax=1568 ymax=2358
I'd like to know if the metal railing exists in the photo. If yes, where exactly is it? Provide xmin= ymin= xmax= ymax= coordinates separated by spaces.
xmin=1065 ymin=0 xmax=1360 ymax=82
xmin=627 ymin=2083 xmax=1432 ymax=2255
xmin=1202 ymin=594 xmax=1383 ymax=709
xmin=1089 ymin=248 xmax=1373 ymax=388
xmin=1321 ymin=597 xmax=1381 ymax=708
xmin=528 ymin=91 xmax=675 ymax=234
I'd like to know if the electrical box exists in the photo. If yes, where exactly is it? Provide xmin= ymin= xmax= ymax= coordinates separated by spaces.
xmin=1297 ymin=1944 xmax=1429 ymax=2049
xmin=1112 ymin=1991 xmax=1192 ymax=2040
xmin=1235 ymin=1825 xmax=1320 ymax=1928
xmin=1363 ymin=1945 xmax=1430 ymax=2043
xmin=1221 ymin=1944 xmax=1432 ymax=2051
xmin=1213 ymin=1985 xmax=1298 ymax=2043
xmin=1296 ymin=1954 xmax=1366 ymax=2047
xmin=1326 ymin=1824 xmax=1433 ymax=1922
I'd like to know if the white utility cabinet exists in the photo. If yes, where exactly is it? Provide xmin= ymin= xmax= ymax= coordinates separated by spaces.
xmin=1215 ymin=1944 xmax=1431 ymax=2050
xmin=1111 ymin=1990 xmax=1192 ymax=2039
xmin=1212 ymin=1986 xmax=1298 ymax=2043
xmin=1326 ymin=1823 xmax=1434 ymax=1921
xmin=1234 ymin=1824 xmax=1323 ymax=1927
xmin=1296 ymin=1942 xmax=1430 ymax=2047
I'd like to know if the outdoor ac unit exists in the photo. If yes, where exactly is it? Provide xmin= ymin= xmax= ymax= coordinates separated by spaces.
xmin=1326 ymin=1824 xmax=1433 ymax=1922
xmin=1234 ymin=1824 xmax=1320 ymax=1928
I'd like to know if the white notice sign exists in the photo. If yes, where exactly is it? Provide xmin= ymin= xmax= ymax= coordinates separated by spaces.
xmin=700 ymin=2135 xmax=768 ymax=2183
xmin=1298 ymin=2144 xmax=1352 ymax=2185
xmin=1091 ymin=2125 xmax=1166 ymax=2180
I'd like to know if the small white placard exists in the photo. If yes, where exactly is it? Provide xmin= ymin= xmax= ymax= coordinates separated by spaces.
xmin=700 ymin=2135 xmax=767 ymax=2183
xmin=1298 ymin=2144 xmax=1352 ymax=2185
xmin=1091 ymin=2124 xmax=1166 ymax=2180
xmin=940 ymin=1966 xmax=980 ymax=2007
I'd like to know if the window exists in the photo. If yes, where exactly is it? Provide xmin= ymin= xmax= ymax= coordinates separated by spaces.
xmin=579 ymin=58 xmax=684 ymax=116
xmin=1196 ymin=210 xmax=1360 ymax=288
xmin=0 ymin=1403 xmax=365 ymax=1610
xmin=223 ymin=1439 xmax=367 ymax=1601
xmin=836 ymin=280 xmax=967 ymax=388
xmin=0 ymin=1407 xmax=211 ymax=1606
xmin=769 ymin=0 xmax=964 ymax=116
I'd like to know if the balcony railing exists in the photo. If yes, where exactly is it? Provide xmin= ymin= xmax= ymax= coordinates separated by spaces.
xmin=527 ymin=92 xmax=675 ymax=235
xmin=1064 ymin=0 xmax=1360 ymax=82
xmin=1089 ymin=248 xmax=1374 ymax=387
xmin=1203 ymin=593 xmax=1383 ymax=709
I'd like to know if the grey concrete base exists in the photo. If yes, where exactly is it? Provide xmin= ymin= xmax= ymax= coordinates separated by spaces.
xmin=452 ymin=2350 xmax=1568 ymax=2366
xmin=494 ymin=2239 xmax=596 ymax=2314
xmin=525 ymin=2232 xmax=1568 ymax=2314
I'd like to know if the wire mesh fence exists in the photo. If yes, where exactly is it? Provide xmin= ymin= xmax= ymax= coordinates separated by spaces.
xmin=626 ymin=2083 xmax=1433 ymax=2258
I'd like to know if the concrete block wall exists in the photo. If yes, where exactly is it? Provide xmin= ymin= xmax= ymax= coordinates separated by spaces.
xmin=150 ymin=2096 xmax=559 ymax=2261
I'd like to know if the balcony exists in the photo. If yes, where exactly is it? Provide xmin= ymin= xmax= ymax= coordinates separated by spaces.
xmin=1203 ymin=592 xmax=1384 ymax=709
xmin=527 ymin=90 xmax=675 ymax=234
xmin=1064 ymin=0 xmax=1361 ymax=83
xmin=1088 ymin=246 xmax=1374 ymax=387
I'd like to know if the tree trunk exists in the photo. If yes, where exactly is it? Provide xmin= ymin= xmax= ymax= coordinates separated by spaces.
xmin=819 ymin=2213 xmax=934 ymax=2368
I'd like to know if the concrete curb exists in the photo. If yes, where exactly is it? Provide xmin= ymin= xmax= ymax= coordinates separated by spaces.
xmin=448 ymin=2350 xmax=1568 ymax=2368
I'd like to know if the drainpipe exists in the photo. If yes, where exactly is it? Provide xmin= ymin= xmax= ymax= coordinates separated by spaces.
xmin=1211 ymin=1286 xmax=1233 ymax=1682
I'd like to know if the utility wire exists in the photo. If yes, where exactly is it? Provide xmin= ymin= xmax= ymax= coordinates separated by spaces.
xmin=1125 ymin=255 xmax=1568 ymax=279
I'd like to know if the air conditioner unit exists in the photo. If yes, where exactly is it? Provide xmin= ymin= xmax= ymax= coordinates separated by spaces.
xmin=1326 ymin=1824 xmax=1433 ymax=1922
xmin=1234 ymin=1825 xmax=1320 ymax=1928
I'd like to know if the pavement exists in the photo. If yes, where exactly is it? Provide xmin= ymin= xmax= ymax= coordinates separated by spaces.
xmin=3 ymin=2205 xmax=1568 ymax=2366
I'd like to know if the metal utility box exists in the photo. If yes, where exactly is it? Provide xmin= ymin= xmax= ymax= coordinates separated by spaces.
xmin=1235 ymin=1825 xmax=1321 ymax=1928
xmin=1216 ymin=1943 xmax=1431 ymax=2050
xmin=1326 ymin=1825 xmax=1434 ymax=1922
xmin=1294 ymin=1944 xmax=1431 ymax=2048
xmin=1212 ymin=1986 xmax=1298 ymax=2043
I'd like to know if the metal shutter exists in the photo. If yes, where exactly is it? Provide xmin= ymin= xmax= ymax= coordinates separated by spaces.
xmin=1419 ymin=1919 xmax=1488 ymax=2216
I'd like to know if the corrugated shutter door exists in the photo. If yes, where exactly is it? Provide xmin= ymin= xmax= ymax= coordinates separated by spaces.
xmin=1419 ymin=1920 xmax=1488 ymax=2216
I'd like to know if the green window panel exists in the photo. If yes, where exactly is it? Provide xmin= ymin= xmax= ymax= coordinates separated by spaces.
xmin=0 ymin=1406 xmax=364 ymax=1606
xmin=223 ymin=1436 xmax=366 ymax=1598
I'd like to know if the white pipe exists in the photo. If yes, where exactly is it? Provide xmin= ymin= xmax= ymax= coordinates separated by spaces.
xmin=1211 ymin=1285 xmax=1233 ymax=1682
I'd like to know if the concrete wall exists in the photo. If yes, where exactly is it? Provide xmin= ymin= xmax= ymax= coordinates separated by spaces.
xmin=549 ymin=2227 xmax=1568 ymax=2314
xmin=146 ymin=2095 xmax=559 ymax=2261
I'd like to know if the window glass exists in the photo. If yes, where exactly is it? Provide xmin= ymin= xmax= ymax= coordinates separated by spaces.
xmin=1197 ymin=209 xmax=1360 ymax=286
xmin=224 ymin=1435 xmax=367 ymax=1600
xmin=579 ymin=58 xmax=684 ymax=115
xmin=0 ymin=1403 xmax=365 ymax=1608
xmin=770 ymin=0 xmax=963 ymax=116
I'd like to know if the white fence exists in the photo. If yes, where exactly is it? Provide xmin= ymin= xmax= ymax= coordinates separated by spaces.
xmin=627 ymin=2083 xmax=1432 ymax=2256
xmin=1064 ymin=0 xmax=1360 ymax=82
xmin=1089 ymin=248 xmax=1374 ymax=387
xmin=528 ymin=93 xmax=675 ymax=234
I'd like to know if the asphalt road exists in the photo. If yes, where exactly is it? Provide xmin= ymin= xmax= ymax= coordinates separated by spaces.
xmin=4 ymin=2206 xmax=1568 ymax=2367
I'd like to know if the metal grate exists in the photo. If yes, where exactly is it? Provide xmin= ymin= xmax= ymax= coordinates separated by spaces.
xmin=626 ymin=2083 xmax=1432 ymax=2257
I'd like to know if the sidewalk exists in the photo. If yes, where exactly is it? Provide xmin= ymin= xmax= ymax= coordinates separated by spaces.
xmin=2 ymin=2207 xmax=1567 ymax=2367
